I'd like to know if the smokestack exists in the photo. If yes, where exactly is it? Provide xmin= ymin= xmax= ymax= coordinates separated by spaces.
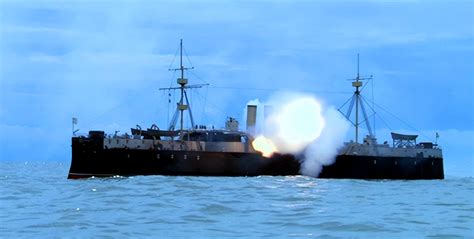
xmin=263 ymin=105 xmax=273 ymax=136
xmin=246 ymin=105 xmax=257 ymax=134
xmin=264 ymin=105 xmax=273 ymax=121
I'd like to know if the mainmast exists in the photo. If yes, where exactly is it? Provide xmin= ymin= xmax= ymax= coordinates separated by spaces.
xmin=338 ymin=54 xmax=374 ymax=143
xmin=160 ymin=39 xmax=208 ymax=134
xmin=177 ymin=39 xmax=188 ymax=132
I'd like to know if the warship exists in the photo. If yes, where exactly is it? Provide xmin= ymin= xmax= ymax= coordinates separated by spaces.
xmin=68 ymin=41 xmax=444 ymax=179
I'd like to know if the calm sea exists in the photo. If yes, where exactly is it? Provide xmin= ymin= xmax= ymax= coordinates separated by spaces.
xmin=0 ymin=162 xmax=472 ymax=238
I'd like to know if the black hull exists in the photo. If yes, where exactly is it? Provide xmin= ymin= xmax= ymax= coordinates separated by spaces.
xmin=69 ymin=137 xmax=444 ymax=179
xmin=68 ymin=137 xmax=299 ymax=179
xmin=320 ymin=155 xmax=444 ymax=179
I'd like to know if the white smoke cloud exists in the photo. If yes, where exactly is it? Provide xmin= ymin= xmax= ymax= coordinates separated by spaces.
xmin=263 ymin=92 xmax=325 ymax=153
xmin=245 ymin=92 xmax=350 ymax=177
xmin=301 ymin=107 xmax=350 ymax=177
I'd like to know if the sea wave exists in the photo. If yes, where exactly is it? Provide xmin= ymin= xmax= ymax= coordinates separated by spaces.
xmin=0 ymin=162 xmax=473 ymax=238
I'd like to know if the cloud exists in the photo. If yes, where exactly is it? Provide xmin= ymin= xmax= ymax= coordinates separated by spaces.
xmin=27 ymin=53 xmax=62 ymax=63
xmin=1 ymin=25 xmax=78 ymax=36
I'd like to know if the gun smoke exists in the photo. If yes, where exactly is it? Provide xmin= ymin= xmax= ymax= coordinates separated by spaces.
xmin=246 ymin=92 xmax=350 ymax=177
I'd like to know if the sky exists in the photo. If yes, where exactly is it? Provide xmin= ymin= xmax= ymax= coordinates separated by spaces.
xmin=0 ymin=0 xmax=473 ymax=176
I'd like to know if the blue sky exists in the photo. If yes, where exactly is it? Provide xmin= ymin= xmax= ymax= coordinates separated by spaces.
xmin=0 ymin=0 xmax=473 ymax=176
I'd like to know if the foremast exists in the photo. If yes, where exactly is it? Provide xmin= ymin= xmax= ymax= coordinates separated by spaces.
xmin=160 ymin=39 xmax=208 ymax=135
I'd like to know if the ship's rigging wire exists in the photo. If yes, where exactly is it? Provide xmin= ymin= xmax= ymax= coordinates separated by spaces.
xmin=375 ymin=111 xmax=392 ymax=131
xmin=164 ymin=41 xmax=213 ymax=128
xmin=78 ymin=80 xmax=433 ymax=142
xmin=189 ymin=69 xmax=210 ymax=85
xmin=183 ymin=47 xmax=195 ymax=71
xmin=371 ymin=77 xmax=376 ymax=137
xmin=79 ymin=79 xmax=160 ymax=132
xmin=167 ymin=70 xmax=177 ymax=125
xmin=202 ymin=85 xmax=209 ymax=124
xmin=192 ymin=89 xmax=225 ymax=127
xmin=79 ymin=45 xmax=182 ymax=131
xmin=165 ymin=41 xmax=180 ymax=125
xmin=338 ymin=74 xmax=433 ymax=142
xmin=362 ymin=96 xmax=434 ymax=142
xmin=209 ymin=86 xmax=351 ymax=95
xmin=362 ymin=77 xmax=377 ymax=136
xmin=359 ymin=95 xmax=377 ymax=125
xmin=82 ymin=44 xmax=432 ymax=141
xmin=180 ymin=46 xmax=212 ymax=127
xmin=167 ymin=45 xmax=180 ymax=80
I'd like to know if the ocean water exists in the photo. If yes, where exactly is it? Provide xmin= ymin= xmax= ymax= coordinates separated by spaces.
xmin=0 ymin=162 xmax=473 ymax=238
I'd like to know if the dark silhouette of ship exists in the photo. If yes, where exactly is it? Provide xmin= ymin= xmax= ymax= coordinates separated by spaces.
xmin=68 ymin=41 xmax=444 ymax=179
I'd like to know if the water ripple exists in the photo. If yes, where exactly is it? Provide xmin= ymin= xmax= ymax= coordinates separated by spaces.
xmin=0 ymin=162 xmax=473 ymax=238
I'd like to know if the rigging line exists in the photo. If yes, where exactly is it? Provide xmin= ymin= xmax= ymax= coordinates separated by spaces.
xmin=202 ymin=85 xmax=209 ymax=125
xmin=168 ymin=45 xmax=180 ymax=71
xmin=196 ymin=85 xmax=208 ymax=125
xmin=168 ymin=68 xmax=177 ymax=88
xmin=189 ymin=70 xmax=209 ymax=84
xmin=80 ymin=84 xmax=150 ymax=130
xmin=153 ymin=88 xmax=169 ymax=122
xmin=171 ymin=89 xmax=176 ymax=127
xmin=365 ymin=98 xmax=434 ymax=141
xmin=166 ymin=89 xmax=170 ymax=126
xmin=371 ymin=77 xmax=375 ymax=136
xmin=81 ymin=73 xmax=187 ymax=133
xmin=166 ymin=41 xmax=180 ymax=88
xmin=345 ymin=95 xmax=356 ymax=125
xmin=194 ymin=86 xmax=205 ymax=124
xmin=193 ymin=89 xmax=226 ymax=125
xmin=183 ymin=90 xmax=195 ymax=128
xmin=357 ymin=112 xmax=376 ymax=126
xmin=359 ymin=96 xmax=378 ymax=128
xmin=360 ymin=94 xmax=434 ymax=141
xmin=360 ymin=78 xmax=371 ymax=92
xmin=209 ymin=86 xmax=352 ymax=94
xmin=156 ymin=83 xmax=170 ymax=125
xmin=186 ymin=87 xmax=205 ymax=125
xmin=355 ymin=97 xmax=376 ymax=126
xmin=359 ymin=98 xmax=373 ymax=135
xmin=183 ymin=47 xmax=194 ymax=69
xmin=169 ymin=103 xmax=179 ymax=130
xmin=337 ymin=95 xmax=356 ymax=126
xmin=376 ymin=112 xmax=392 ymax=131
xmin=82 ymin=75 xmax=177 ymax=132
xmin=338 ymin=95 xmax=355 ymax=111
xmin=191 ymin=87 xmax=203 ymax=123
xmin=360 ymin=95 xmax=377 ymax=114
